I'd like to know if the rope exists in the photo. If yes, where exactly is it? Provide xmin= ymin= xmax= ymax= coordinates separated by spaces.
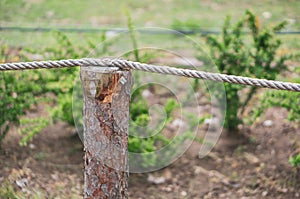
xmin=0 ymin=58 xmax=299 ymax=92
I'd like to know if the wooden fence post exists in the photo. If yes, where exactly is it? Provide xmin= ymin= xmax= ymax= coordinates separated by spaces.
xmin=80 ymin=66 xmax=133 ymax=199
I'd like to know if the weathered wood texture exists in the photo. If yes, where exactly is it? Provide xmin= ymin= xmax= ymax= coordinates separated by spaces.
xmin=81 ymin=67 xmax=133 ymax=199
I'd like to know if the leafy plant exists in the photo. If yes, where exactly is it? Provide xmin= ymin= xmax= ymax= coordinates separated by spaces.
xmin=0 ymin=31 xmax=111 ymax=145
xmin=18 ymin=117 xmax=49 ymax=146
xmin=129 ymin=89 xmax=186 ymax=168
xmin=205 ymin=10 xmax=288 ymax=131
xmin=252 ymin=85 xmax=300 ymax=125
xmin=289 ymin=153 xmax=300 ymax=168
xmin=252 ymin=56 xmax=300 ymax=124
xmin=289 ymin=153 xmax=300 ymax=177
xmin=0 ymin=45 xmax=49 ymax=145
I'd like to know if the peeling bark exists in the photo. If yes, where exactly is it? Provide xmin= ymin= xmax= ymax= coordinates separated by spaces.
xmin=81 ymin=67 xmax=133 ymax=199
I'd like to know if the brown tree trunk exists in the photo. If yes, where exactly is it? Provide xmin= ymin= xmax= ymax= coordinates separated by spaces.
xmin=81 ymin=66 xmax=133 ymax=199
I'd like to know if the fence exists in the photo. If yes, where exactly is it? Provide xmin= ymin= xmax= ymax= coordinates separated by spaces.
xmin=1 ymin=26 xmax=300 ymax=35
xmin=1 ymin=58 xmax=300 ymax=198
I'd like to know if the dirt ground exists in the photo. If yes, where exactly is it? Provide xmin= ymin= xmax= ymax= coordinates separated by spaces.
xmin=0 ymin=106 xmax=300 ymax=199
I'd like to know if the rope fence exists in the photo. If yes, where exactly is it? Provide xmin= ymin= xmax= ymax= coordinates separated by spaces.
xmin=0 ymin=58 xmax=299 ymax=92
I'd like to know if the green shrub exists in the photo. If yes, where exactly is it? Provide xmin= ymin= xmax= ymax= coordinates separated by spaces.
xmin=0 ymin=45 xmax=50 ymax=145
xmin=205 ymin=10 xmax=288 ymax=131
xmin=124 ymin=10 xmax=204 ymax=168
xmin=129 ymin=92 xmax=177 ymax=168
xmin=0 ymin=31 xmax=106 ymax=145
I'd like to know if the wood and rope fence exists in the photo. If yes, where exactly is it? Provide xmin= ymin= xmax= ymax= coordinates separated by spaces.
xmin=1 ymin=58 xmax=300 ymax=198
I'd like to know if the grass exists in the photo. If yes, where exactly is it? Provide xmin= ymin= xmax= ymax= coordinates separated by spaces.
xmin=1 ymin=0 xmax=299 ymax=28
xmin=0 ymin=0 xmax=299 ymax=52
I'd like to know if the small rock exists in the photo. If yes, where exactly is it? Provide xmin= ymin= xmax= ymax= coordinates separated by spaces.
xmin=15 ymin=178 xmax=28 ymax=188
xmin=147 ymin=174 xmax=166 ymax=184
xmin=263 ymin=120 xmax=273 ymax=127
xmin=204 ymin=118 xmax=214 ymax=125
xmin=180 ymin=191 xmax=187 ymax=197
xmin=244 ymin=152 xmax=260 ymax=164
xmin=162 ymin=186 xmax=172 ymax=192
xmin=281 ymin=188 xmax=288 ymax=193
xmin=271 ymin=149 xmax=276 ymax=156
xmin=257 ymin=145 xmax=262 ymax=150
xmin=262 ymin=191 xmax=268 ymax=196
xmin=29 ymin=144 xmax=35 ymax=149
xmin=51 ymin=173 xmax=59 ymax=181
xmin=204 ymin=117 xmax=219 ymax=130
xmin=295 ymin=192 xmax=299 ymax=197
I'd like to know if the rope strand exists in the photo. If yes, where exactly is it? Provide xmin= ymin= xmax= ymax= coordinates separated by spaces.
xmin=0 ymin=58 xmax=299 ymax=92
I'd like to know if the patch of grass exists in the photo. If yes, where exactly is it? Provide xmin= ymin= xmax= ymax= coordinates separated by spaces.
xmin=0 ymin=181 xmax=19 ymax=199
xmin=289 ymin=153 xmax=300 ymax=168
xmin=2 ymin=0 xmax=299 ymax=28
xmin=0 ymin=0 xmax=299 ymax=52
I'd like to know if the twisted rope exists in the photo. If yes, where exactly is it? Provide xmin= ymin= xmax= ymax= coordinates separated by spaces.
xmin=0 ymin=58 xmax=299 ymax=92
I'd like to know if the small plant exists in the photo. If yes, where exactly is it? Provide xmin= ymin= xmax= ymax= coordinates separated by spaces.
xmin=18 ymin=117 xmax=49 ymax=146
xmin=247 ymin=66 xmax=300 ymax=170
xmin=251 ymin=53 xmax=300 ymax=124
xmin=289 ymin=153 xmax=300 ymax=168
xmin=128 ymin=86 xmax=177 ymax=168
xmin=0 ymin=180 xmax=19 ymax=199
xmin=252 ymin=77 xmax=300 ymax=125
xmin=289 ymin=153 xmax=300 ymax=177
xmin=205 ymin=10 xmax=288 ymax=131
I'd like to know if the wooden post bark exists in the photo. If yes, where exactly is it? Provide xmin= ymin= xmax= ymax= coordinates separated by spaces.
xmin=80 ymin=66 xmax=133 ymax=199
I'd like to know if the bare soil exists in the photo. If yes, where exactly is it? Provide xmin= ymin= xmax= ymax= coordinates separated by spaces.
xmin=1 ymin=106 xmax=300 ymax=199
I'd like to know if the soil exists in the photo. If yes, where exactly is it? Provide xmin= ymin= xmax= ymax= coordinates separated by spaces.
xmin=1 ymin=105 xmax=300 ymax=199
